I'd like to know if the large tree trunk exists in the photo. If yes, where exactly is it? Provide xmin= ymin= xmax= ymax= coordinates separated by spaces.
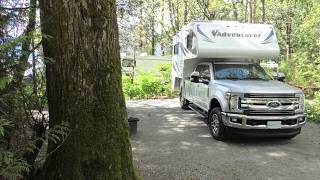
xmin=39 ymin=0 xmax=137 ymax=179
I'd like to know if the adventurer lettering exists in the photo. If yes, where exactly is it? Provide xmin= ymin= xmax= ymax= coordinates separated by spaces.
xmin=212 ymin=30 xmax=261 ymax=38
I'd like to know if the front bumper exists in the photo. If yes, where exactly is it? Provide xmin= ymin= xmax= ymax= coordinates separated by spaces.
xmin=221 ymin=112 xmax=306 ymax=130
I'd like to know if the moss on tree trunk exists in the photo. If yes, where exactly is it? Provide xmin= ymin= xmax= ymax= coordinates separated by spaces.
xmin=39 ymin=0 xmax=138 ymax=179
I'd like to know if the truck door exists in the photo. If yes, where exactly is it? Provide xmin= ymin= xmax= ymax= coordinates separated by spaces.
xmin=191 ymin=64 xmax=210 ymax=111
xmin=197 ymin=64 xmax=211 ymax=111
xmin=190 ymin=65 xmax=203 ymax=104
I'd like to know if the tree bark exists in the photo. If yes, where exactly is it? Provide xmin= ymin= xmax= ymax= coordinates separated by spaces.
xmin=286 ymin=21 xmax=292 ymax=61
xmin=244 ymin=0 xmax=248 ymax=23
xmin=252 ymin=0 xmax=256 ymax=23
xmin=249 ymin=0 xmax=253 ymax=23
xmin=167 ymin=0 xmax=177 ymax=34
xmin=151 ymin=17 xmax=156 ymax=55
xmin=261 ymin=0 xmax=266 ymax=23
xmin=232 ymin=3 xmax=238 ymax=21
xmin=39 ymin=0 xmax=138 ymax=179
xmin=32 ymin=37 xmax=37 ymax=94
xmin=175 ymin=0 xmax=180 ymax=30
xmin=183 ymin=0 xmax=188 ymax=25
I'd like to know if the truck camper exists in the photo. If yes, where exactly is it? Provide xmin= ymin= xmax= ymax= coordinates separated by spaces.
xmin=172 ymin=21 xmax=305 ymax=140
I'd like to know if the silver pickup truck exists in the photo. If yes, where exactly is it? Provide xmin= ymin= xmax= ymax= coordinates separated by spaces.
xmin=180 ymin=61 xmax=306 ymax=140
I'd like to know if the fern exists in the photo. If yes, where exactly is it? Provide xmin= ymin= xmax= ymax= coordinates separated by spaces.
xmin=0 ymin=151 xmax=30 ymax=180
xmin=47 ymin=121 xmax=70 ymax=142
xmin=0 ymin=119 xmax=13 ymax=137
xmin=47 ymin=121 xmax=70 ymax=145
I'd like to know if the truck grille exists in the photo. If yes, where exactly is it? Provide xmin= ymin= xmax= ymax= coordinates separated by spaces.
xmin=244 ymin=110 xmax=295 ymax=116
xmin=244 ymin=93 xmax=295 ymax=98
xmin=241 ymin=93 xmax=298 ymax=116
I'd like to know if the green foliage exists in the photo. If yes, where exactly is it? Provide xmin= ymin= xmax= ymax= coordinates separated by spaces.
xmin=137 ymin=73 xmax=163 ymax=98
xmin=305 ymin=92 xmax=320 ymax=123
xmin=0 ymin=151 xmax=30 ymax=180
xmin=122 ymin=76 xmax=143 ymax=99
xmin=122 ymin=63 xmax=175 ymax=99
xmin=0 ymin=119 xmax=29 ymax=180
xmin=0 ymin=118 xmax=12 ymax=137
xmin=47 ymin=122 xmax=70 ymax=145
xmin=260 ymin=63 xmax=275 ymax=75
xmin=0 ymin=71 xmax=48 ymax=179
xmin=0 ymin=77 xmax=11 ymax=90
xmin=278 ymin=2 xmax=320 ymax=88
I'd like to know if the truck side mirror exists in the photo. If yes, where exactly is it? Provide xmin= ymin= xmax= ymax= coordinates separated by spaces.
xmin=190 ymin=71 xmax=200 ymax=83
xmin=277 ymin=72 xmax=285 ymax=82
xmin=271 ymin=72 xmax=285 ymax=82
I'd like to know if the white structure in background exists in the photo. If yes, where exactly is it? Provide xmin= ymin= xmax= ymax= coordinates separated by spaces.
xmin=116 ymin=0 xmax=128 ymax=8
xmin=265 ymin=61 xmax=279 ymax=68
xmin=172 ymin=20 xmax=280 ymax=91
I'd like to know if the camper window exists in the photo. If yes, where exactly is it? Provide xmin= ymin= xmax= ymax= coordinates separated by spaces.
xmin=174 ymin=43 xmax=179 ymax=55
xmin=187 ymin=31 xmax=193 ymax=50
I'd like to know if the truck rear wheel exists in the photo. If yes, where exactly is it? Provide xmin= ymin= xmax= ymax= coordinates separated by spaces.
xmin=180 ymin=90 xmax=189 ymax=110
xmin=209 ymin=107 xmax=228 ymax=141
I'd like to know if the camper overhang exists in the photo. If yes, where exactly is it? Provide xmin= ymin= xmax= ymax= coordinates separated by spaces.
xmin=183 ymin=21 xmax=280 ymax=59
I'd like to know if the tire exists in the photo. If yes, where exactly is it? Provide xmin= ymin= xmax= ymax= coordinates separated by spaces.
xmin=209 ymin=107 xmax=228 ymax=141
xmin=180 ymin=90 xmax=189 ymax=110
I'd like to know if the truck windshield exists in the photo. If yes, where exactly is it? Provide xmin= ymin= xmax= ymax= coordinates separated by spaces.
xmin=214 ymin=63 xmax=272 ymax=80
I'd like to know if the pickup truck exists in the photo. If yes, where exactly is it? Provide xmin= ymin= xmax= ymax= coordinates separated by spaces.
xmin=180 ymin=61 xmax=306 ymax=140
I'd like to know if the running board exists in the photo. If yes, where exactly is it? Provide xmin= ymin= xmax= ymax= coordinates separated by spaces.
xmin=188 ymin=104 xmax=207 ymax=118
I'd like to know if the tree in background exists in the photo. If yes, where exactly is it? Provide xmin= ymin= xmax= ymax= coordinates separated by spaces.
xmin=39 ymin=0 xmax=137 ymax=179
xmin=1 ymin=0 xmax=48 ymax=179
xmin=121 ymin=0 xmax=319 ymax=87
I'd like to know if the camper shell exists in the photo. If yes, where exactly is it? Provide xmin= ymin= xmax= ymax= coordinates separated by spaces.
xmin=172 ymin=21 xmax=280 ymax=91
xmin=172 ymin=21 xmax=305 ymax=141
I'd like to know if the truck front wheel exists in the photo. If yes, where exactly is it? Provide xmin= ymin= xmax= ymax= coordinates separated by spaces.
xmin=180 ymin=90 xmax=189 ymax=109
xmin=209 ymin=107 xmax=228 ymax=141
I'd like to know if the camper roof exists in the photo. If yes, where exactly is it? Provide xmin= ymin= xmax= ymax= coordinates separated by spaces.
xmin=175 ymin=21 xmax=280 ymax=59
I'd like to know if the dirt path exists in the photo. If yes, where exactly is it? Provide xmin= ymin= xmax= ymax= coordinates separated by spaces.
xmin=127 ymin=98 xmax=320 ymax=180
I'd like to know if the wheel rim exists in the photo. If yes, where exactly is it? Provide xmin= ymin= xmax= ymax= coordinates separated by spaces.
xmin=211 ymin=114 xmax=220 ymax=135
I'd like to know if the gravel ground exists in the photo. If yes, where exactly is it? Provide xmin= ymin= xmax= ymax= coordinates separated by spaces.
xmin=127 ymin=98 xmax=320 ymax=180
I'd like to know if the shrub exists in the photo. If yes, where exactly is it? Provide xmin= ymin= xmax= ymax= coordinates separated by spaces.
xmin=305 ymin=92 xmax=320 ymax=123
xmin=125 ymin=83 xmax=144 ymax=99
xmin=136 ymin=73 xmax=163 ymax=98
xmin=0 ymin=118 xmax=30 ymax=180
xmin=122 ymin=62 xmax=175 ymax=99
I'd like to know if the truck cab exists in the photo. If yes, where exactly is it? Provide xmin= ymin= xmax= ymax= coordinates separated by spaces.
xmin=181 ymin=60 xmax=305 ymax=140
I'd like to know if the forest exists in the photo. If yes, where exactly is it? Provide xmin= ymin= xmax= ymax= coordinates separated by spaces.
xmin=0 ymin=0 xmax=319 ymax=179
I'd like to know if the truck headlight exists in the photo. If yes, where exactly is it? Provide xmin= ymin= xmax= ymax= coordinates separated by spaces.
xmin=295 ymin=93 xmax=304 ymax=113
xmin=225 ymin=92 xmax=242 ymax=112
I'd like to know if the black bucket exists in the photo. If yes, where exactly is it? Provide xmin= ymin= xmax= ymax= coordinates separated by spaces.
xmin=128 ymin=117 xmax=139 ymax=135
